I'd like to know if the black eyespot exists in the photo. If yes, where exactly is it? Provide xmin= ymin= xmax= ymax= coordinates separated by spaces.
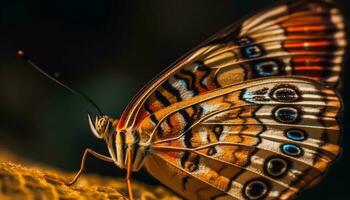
xmin=285 ymin=129 xmax=307 ymax=141
xmin=264 ymin=157 xmax=289 ymax=178
xmin=243 ymin=179 xmax=269 ymax=200
xmin=274 ymin=107 xmax=300 ymax=124
xmin=271 ymin=85 xmax=300 ymax=102
xmin=281 ymin=144 xmax=303 ymax=156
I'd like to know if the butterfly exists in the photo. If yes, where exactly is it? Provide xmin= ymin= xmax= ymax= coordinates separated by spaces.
xmin=59 ymin=0 xmax=346 ymax=200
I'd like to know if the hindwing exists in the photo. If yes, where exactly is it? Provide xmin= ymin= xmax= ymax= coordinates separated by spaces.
xmin=142 ymin=77 xmax=341 ymax=200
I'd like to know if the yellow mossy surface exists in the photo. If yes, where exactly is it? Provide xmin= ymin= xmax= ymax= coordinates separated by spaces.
xmin=0 ymin=149 xmax=180 ymax=200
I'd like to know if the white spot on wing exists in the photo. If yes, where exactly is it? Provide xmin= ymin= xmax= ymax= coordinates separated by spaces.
xmin=201 ymin=103 xmax=221 ymax=115
xmin=170 ymin=77 xmax=194 ymax=100
xmin=198 ymin=127 xmax=208 ymax=143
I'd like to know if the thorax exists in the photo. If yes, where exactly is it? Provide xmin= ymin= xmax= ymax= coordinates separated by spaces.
xmin=106 ymin=128 xmax=151 ymax=171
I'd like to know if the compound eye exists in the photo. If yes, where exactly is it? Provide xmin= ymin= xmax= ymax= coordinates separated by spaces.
xmin=96 ymin=118 xmax=108 ymax=131
xmin=99 ymin=118 xmax=105 ymax=125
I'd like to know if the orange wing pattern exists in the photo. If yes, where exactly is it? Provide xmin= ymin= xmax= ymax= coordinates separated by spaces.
xmin=117 ymin=0 xmax=346 ymax=131
xmin=112 ymin=1 xmax=345 ymax=200
xmin=142 ymin=77 xmax=341 ymax=200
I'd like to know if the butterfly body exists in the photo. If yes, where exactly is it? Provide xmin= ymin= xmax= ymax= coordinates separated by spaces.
xmin=82 ymin=0 xmax=346 ymax=200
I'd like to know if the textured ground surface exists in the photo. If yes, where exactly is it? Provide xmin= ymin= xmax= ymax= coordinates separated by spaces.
xmin=0 ymin=149 xmax=180 ymax=200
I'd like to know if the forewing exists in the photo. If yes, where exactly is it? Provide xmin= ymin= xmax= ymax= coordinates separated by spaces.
xmin=141 ymin=77 xmax=341 ymax=200
xmin=118 ymin=0 xmax=346 ymax=130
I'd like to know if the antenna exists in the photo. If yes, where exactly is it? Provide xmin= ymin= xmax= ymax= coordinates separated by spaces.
xmin=17 ymin=50 xmax=104 ymax=115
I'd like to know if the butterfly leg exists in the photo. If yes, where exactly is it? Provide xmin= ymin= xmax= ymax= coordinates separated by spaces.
xmin=65 ymin=148 xmax=114 ymax=186
xmin=126 ymin=148 xmax=134 ymax=200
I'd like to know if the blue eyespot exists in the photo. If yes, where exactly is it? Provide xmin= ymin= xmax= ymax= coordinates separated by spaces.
xmin=254 ymin=61 xmax=280 ymax=76
xmin=285 ymin=129 xmax=307 ymax=141
xmin=282 ymin=144 xmax=302 ymax=156
xmin=243 ymin=45 xmax=262 ymax=58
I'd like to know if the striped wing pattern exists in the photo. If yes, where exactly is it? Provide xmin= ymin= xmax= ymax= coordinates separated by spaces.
xmin=114 ymin=0 xmax=345 ymax=200
xmin=143 ymin=77 xmax=341 ymax=200
xmin=117 ymin=0 xmax=346 ymax=130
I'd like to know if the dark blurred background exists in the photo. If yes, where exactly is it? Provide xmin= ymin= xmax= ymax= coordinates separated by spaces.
xmin=1 ymin=0 xmax=349 ymax=199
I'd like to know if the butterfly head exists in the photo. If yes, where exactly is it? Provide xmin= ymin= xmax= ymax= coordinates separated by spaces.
xmin=88 ymin=113 xmax=117 ymax=139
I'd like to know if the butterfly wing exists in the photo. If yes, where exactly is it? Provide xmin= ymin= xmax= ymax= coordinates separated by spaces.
xmin=140 ymin=77 xmax=341 ymax=200
xmin=117 ymin=0 xmax=346 ymax=130
xmin=116 ymin=1 xmax=345 ymax=199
